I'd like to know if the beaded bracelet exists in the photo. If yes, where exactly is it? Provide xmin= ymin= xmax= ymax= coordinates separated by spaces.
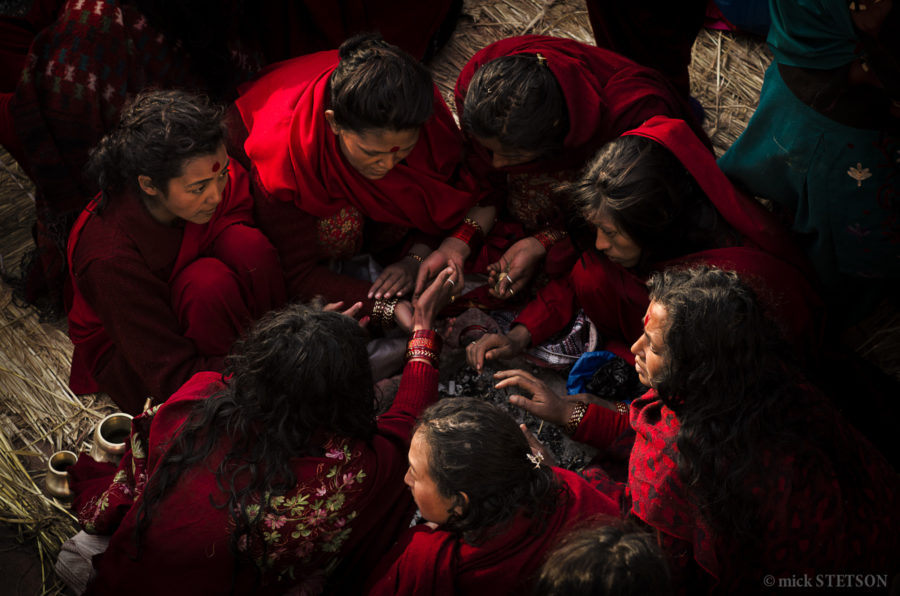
xmin=405 ymin=329 xmax=442 ymax=368
xmin=533 ymin=228 xmax=568 ymax=252
xmin=564 ymin=401 xmax=588 ymax=436
xmin=449 ymin=217 xmax=485 ymax=249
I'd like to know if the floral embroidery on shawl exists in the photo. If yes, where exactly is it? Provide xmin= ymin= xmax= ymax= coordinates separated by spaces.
xmin=316 ymin=207 xmax=364 ymax=259
xmin=79 ymin=405 xmax=158 ymax=534
xmin=235 ymin=438 xmax=367 ymax=592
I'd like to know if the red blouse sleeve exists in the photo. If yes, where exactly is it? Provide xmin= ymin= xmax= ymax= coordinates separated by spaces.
xmin=376 ymin=360 xmax=439 ymax=446
xmin=573 ymin=403 xmax=631 ymax=450
xmin=512 ymin=275 xmax=578 ymax=346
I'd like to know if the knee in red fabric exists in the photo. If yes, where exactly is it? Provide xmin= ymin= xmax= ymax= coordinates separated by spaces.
xmin=210 ymin=224 xmax=287 ymax=314
xmin=171 ymin=257 xmax=250 ymax=355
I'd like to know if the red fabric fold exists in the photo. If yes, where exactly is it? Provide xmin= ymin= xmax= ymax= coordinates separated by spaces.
xmin=235 ymin=50 xmax=477 ymax=237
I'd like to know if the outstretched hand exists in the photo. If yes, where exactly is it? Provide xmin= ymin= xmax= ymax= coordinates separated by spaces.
xmin=465 ymin=324 xmax=531 ymax=373
xmin=323 ymin=301 xmax=368 ymax=327
xmin=369 ymin=257 xmax=417 ymax=300
xmin=414 ymin=239 xmax=467 ymax=304
xmin=412 ymin=260 xmax=462 ymax=331
xmin=494 ymin=369 xmax=578 ymax=428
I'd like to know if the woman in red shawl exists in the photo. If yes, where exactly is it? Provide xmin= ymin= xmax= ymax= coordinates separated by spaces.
xmin=234 ymin=34 xmax=481 ymax=332
xmin=467 ymin=116 xmax=822 ymax=372
xmin=365 ymin=397 xmax=619 ymax=596
xmin=496 ymin=266 xmax=900 ymax=593
xmin=66 ymin=90 xmax=286 ymax=414
xmin=64 ymin=267 xmax=457 ymax=596
xmin=415 ymin=36 xmax=706 ymax=305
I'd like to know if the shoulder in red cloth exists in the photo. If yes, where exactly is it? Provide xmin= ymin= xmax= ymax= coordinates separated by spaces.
xmin=235 ymin=51 xmax=476 ymax=236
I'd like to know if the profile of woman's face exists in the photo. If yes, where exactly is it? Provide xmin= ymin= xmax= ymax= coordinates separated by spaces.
xmin=585 ymin=209 xmax=642 ymax=268
xmin=325 ymin=110 xmax=419 ymax=180
xmin=630 ymin=301 xmax=669 ymax=387
xmin=405 ymin=430 xmax=460 ymax=525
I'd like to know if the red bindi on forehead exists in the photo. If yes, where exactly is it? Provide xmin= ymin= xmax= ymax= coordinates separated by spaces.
xmin=211 ymin=161 xmax=221 ymax=172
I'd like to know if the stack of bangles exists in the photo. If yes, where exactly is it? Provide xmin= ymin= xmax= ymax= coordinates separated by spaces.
xmin=372 ymin=297 xmax=399 ymax=331
xmin=450 ymin=217 xmax=485 ymax=251
xmin=564 ymin=400 xmax=628 ymax=436
xmin=406 ymin=329 xmax=443 ymax=368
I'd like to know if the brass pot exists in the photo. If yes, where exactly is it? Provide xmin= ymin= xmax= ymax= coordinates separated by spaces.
xmin=89 ymin=412 xmax=133 ymax=465
xmin=46 ymin=450 xmax=77 ymax=499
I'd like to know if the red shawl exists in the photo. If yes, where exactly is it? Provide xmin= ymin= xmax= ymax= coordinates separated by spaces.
xmin=235 ymin=50 xmax=477 ymax=237
xmin=365 ymin=468 xmax=619 ymax=596
xmin=84 ymin=359 xmax=438 ymax=595
xmin=65 ymin=162 xmax=253 ymax=394
xmin=453 ymin=35 xmax=707 ymax=174
xmin=627 ymin=387 xmax=900 ymax=590
xmin=514 ymin=117 xmax=823 ymax=361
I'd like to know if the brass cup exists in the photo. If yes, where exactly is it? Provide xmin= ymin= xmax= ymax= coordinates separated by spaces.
xmin=89 ymin=413 xmax=133 ymax=465
xmin=46 ymin=450 xmax=77 ymax=499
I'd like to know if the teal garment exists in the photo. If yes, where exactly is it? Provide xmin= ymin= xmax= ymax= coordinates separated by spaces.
xmin=719 ymin=64 xmax=900 ymax=287
xmin=767 ymin=0 xmax=857 ymax=68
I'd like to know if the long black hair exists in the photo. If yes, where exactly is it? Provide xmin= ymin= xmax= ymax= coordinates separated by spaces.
xmin=461 ymin=53 xmax=569 ymax=158
xmin=646 ymin=267 xmax=801 ymax=563
xmin=133 ymin=304 xmax=376 ymax=575
xmin=86 ymin=89 xmax=227 ymax=206
xmin=329 ymin=33 xmax=434 ymax=133
xmin=413 ymin=398 xmax=562 ymax=545
xmin=568 ymin=135 xmax=737 ymax=269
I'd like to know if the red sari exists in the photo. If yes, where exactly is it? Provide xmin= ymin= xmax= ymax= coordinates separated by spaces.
xmin=77 ymin=359 xmax=438 ymax=595
xmin=585 ymin=388 xmax=900 ymax=592
xmin=514 ymin=116 xmax=823 ymax=364
xmin=365 ymin=468 xmax=619 ymax=596
xmin=66 ymin=162 xmax=285 ymax=413
xmin=453 ymin=36 xmax=708 ymax=292
xmin=235 ymin=50 xmax=478 ymax=306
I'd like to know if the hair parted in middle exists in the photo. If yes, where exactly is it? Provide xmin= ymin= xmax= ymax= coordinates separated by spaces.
xmin=329 ymin=33 xmax=435 ymax=133
xmin=413 ymin=397 xmax=561 ymax=545
xmin=461 ymin=54 xmax=569 ymax=158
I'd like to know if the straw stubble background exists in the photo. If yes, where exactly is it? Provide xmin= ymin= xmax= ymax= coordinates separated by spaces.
xmin=0 ymin=0 xmax=892 ymax=593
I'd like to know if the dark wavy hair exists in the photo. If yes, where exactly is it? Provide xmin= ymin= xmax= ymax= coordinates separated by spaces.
xmin=534 ymin=519 xmax=673 ymax=596
xmin=567 ymin=135 xmax=737 ymax=269
xmin=133 ymin=304 xmax=376 ymax=581
xmin=329 ymin=33 xmax=434 ymax=133
xmin=461 ymin=54 xmax=569 ymax=158
xmin=646 ymin=267 xmax=803 ymax=563
xmin=413 ymin=398 xmax=562 ymax=545
xmin=86 ymin=89 xmax=227 ymax=206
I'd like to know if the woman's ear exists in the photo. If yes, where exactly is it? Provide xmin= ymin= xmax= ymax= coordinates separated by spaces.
xmin=324 ymin=110 xmax=340 ymax=135
xmin=138 ymin=175 xmax=159 ymax=197
xmin=452 ymin=491 xmax=469 ymax=516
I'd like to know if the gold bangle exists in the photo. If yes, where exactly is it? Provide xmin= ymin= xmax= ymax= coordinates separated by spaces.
xmin=564 ymin=402 xmax=588 ymax=436
xmin=406 ymin=252 xmax=424 ymax=263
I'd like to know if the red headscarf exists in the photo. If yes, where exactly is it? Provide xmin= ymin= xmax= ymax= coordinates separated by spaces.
xmin=453 ymin=35 xmax=707 ymax=173
xmin=235 ymin=50 xmax=477 ymax=237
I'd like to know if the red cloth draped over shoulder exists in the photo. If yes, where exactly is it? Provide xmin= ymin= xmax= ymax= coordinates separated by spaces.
xmin=365 ymin=468 xmax=618 ymax=596
xmin=87 ymin=359 xmax=438 ymax=595
xmin=65 ymin=162 xmax=253 ymax=394
xmin=235 ymin=50 xmax=477 ymax=237
xmin=453 ymin=35 xmax=709 ymax=175
xmin=514 ymin=117 xmax=823 ymax=361
xmin=626 ymin=387 xmax=900 ymax=590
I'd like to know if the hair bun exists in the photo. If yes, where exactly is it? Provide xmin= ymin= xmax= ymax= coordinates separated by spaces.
xmin=338 ymin=32 xmax=390 ymax=60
